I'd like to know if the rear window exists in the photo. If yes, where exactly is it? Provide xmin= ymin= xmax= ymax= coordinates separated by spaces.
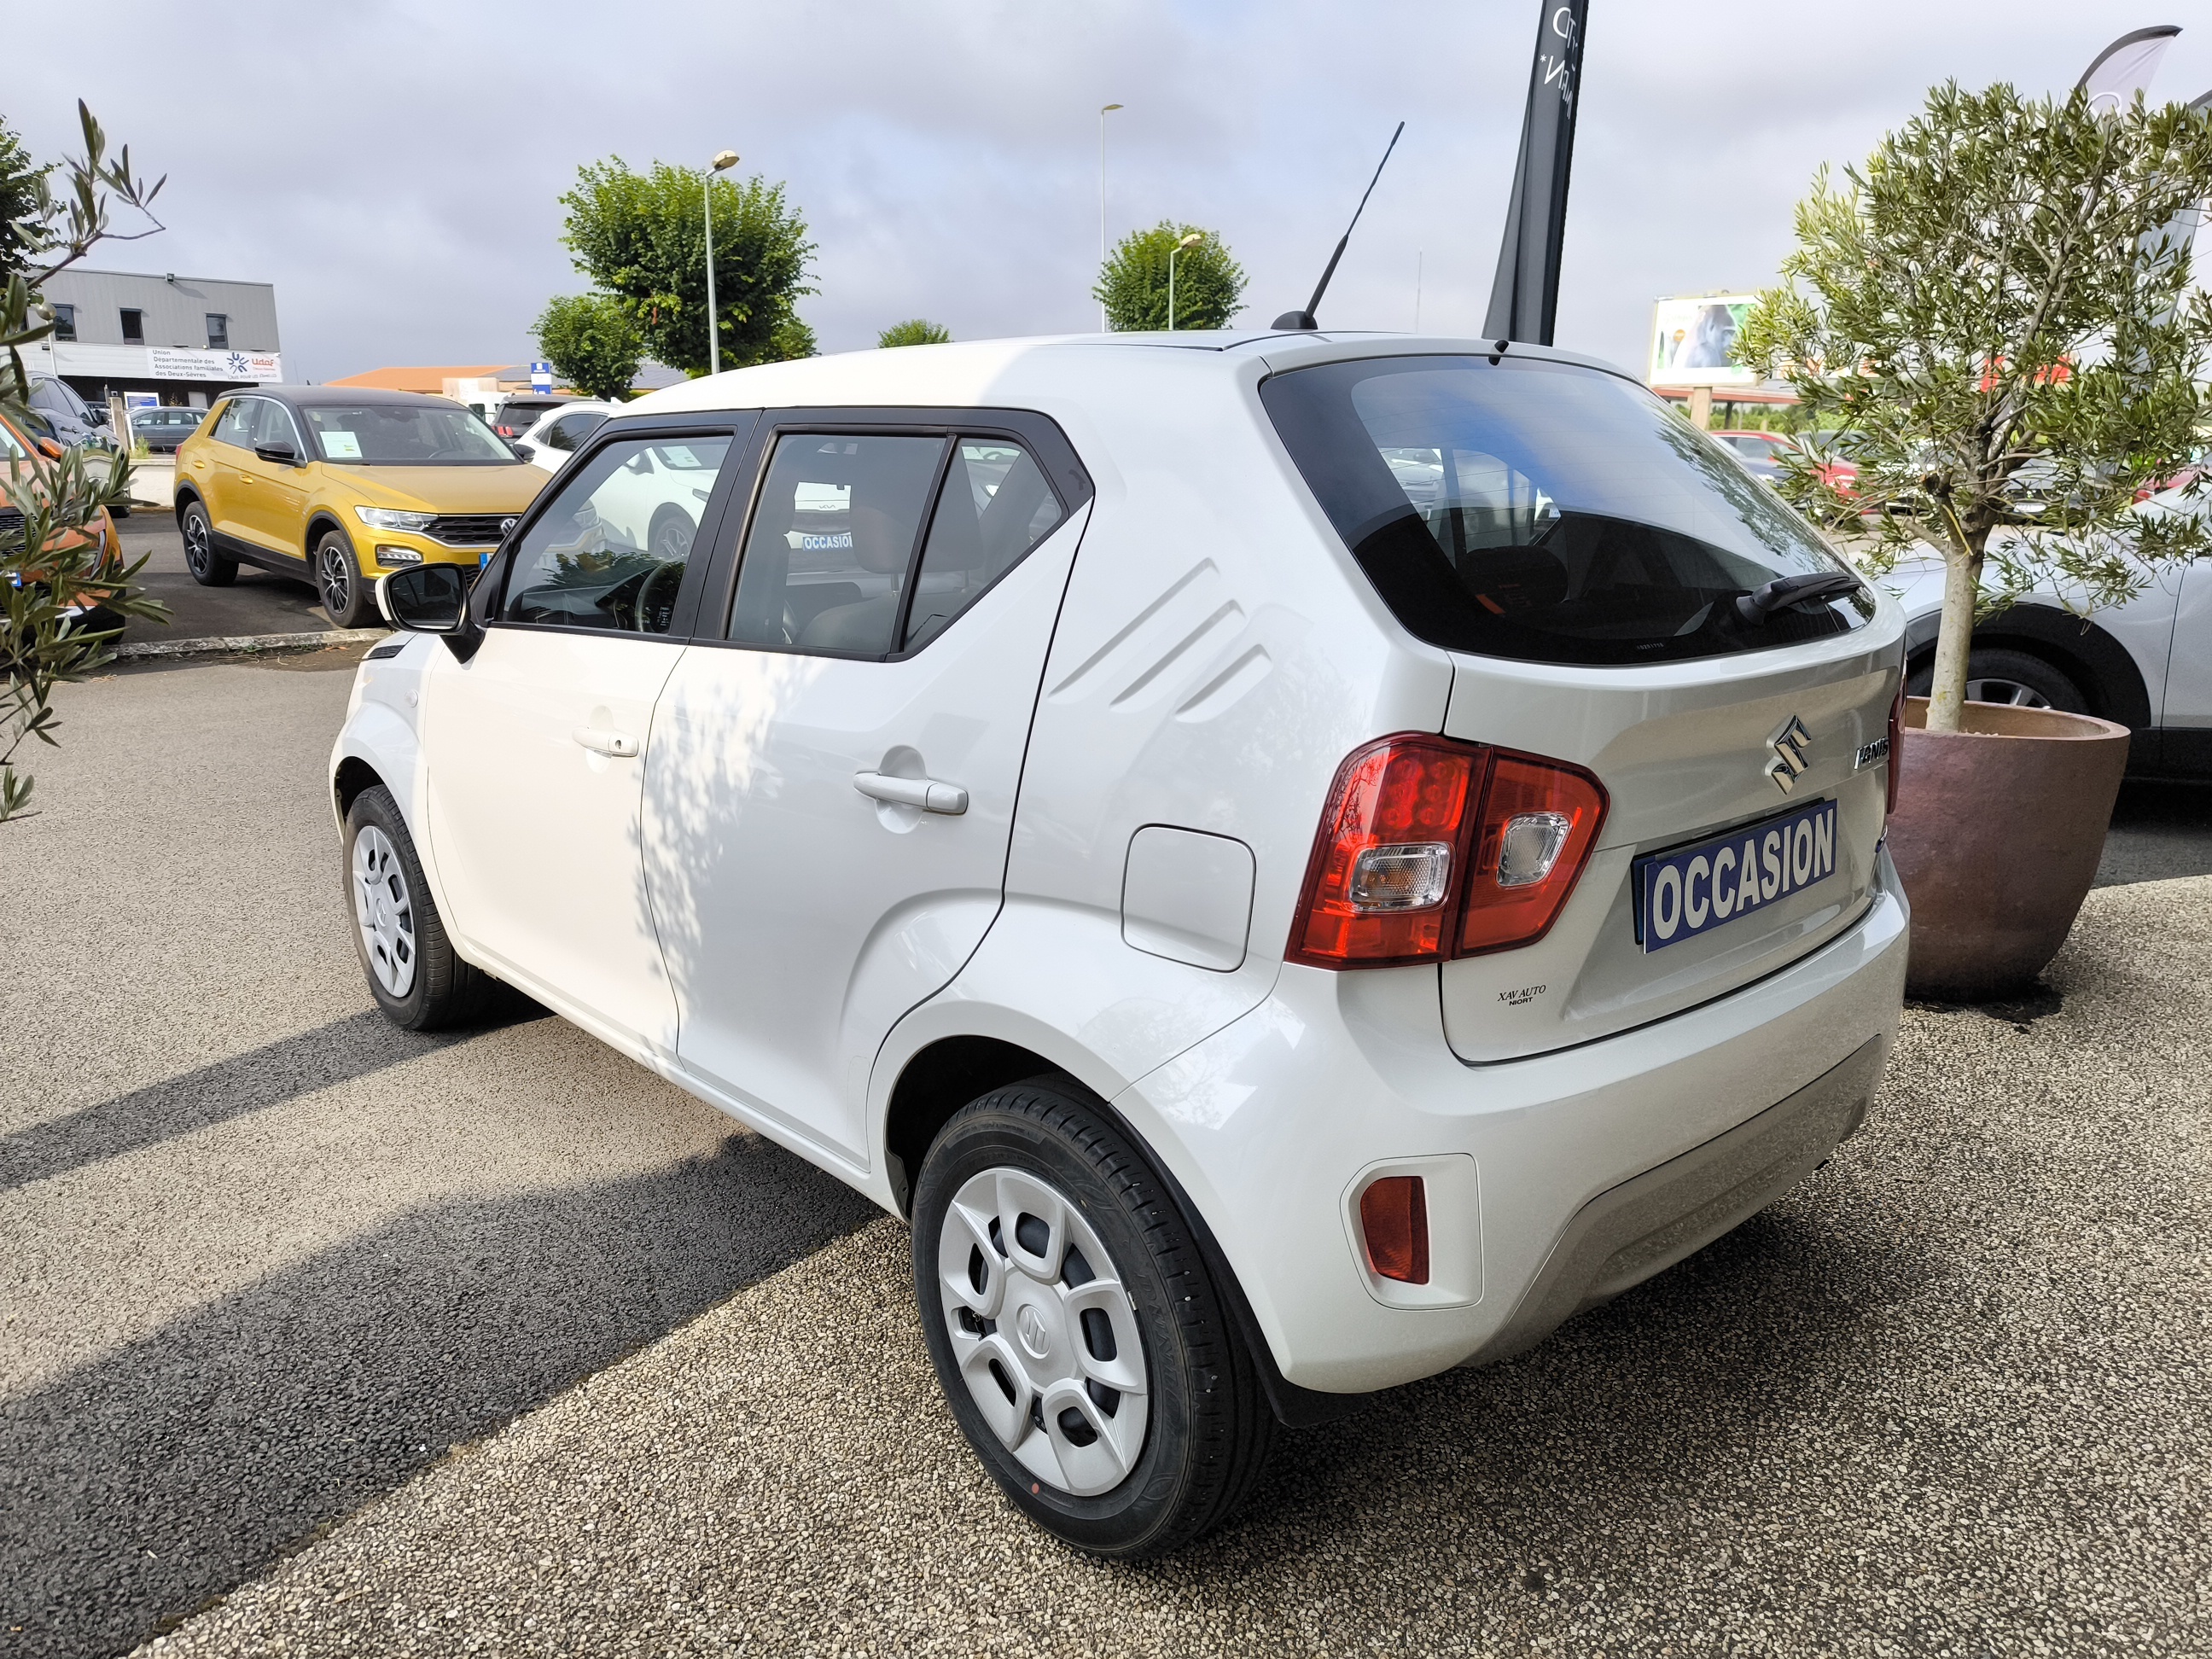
xmin=1260 ymin=355 xmax=1871 ymax=666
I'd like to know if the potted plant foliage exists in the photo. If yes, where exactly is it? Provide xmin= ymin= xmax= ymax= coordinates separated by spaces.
xmin=1738 ymin=82 xmax=2212 ymax=998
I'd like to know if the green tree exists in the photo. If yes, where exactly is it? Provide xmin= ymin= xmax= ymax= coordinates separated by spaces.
xmin=1094 ymin=223 xmax=1245 ymax=331
xmin=2 ymin=102 xmax=170 ymax=821
xmin=559 ymin=158 xmax=815 ymax=375
xmin=534 ymin=293 xmax=642 ymax=401
xmin=1737 ymin=83 xmax=2212 ymax=734
xmin=878 ymin=317 xmax=951 ymax=348
xmin=0 ymin=115 xmax=49 ymax=280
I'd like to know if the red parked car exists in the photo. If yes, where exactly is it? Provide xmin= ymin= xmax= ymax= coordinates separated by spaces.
xmin=1714 ymin=429 xmax=1862 ymax=502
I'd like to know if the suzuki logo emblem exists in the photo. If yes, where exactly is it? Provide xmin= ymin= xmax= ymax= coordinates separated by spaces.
xmin=1766 ymin=715 xmax=1813 ymax=793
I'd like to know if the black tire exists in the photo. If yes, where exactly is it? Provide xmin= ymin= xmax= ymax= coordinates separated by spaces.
xmin=342 ymin=784 xmax=499 ymax=1030
xmin=316 ymin=529 xmax=378 ymax=629
xmin=647 ymin=505 xmax=696 ymax=564
xmin=179 ymin=498 xmax=236 ymax=586
xmin=911 ymin=1078 xmax=1274 ymax=1558
xmin=1907 ymin=646 xmax=2087 ymax=713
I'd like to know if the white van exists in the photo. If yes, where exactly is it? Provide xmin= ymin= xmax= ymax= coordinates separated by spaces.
xmin=334 ymin=332 xmax=1909 ymax=1557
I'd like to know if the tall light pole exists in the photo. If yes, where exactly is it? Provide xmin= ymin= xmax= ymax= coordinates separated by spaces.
xmin=1097 ymin=103 xmax=1122 ymax=331
xmin=1167 ymin=231 xmax=1203 ymax=332
xmin=705 ymin=148 xmax=740 ymax=375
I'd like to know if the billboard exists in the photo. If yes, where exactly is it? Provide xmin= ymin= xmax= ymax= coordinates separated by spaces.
xmin=1649 ymin=294 xmax=1756 ymax=386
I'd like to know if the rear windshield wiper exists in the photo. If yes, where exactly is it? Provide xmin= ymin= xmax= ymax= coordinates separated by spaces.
xmin=1733 ymin=572 xmax=1862 ymax=625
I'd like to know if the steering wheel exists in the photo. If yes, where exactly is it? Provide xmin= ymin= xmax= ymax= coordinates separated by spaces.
xmin=634 ymin=561 xmax=685 ymax=634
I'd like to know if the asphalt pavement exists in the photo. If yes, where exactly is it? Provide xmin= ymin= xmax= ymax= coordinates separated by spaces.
xmin=1 ymin=656 xmax=2209 ymax=1658
xmin=114 ymin=509 xmax=336 ymax=643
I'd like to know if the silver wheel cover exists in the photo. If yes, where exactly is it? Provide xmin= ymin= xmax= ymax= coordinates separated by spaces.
xmin=351 ymin=824 xmax=417 ymax=998
xmin=937 ymin=1166 xmax=1150 ymax=1498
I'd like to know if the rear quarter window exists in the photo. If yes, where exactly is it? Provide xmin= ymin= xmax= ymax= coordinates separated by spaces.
xmin=1260 ymin=355 xmax=1871 ymax=667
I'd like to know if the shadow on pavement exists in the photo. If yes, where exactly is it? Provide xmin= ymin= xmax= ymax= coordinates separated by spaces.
xmin=0 ymin=1010 xmax=496 ymax=1195
xmin=0 ymin=1133 xmax=878 ymax=1659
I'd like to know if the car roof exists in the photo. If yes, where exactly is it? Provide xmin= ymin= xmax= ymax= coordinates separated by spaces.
xmin=236 ymin=385 xmax=476 ymax=410
xmin=627 ymin=332 xmax=1643 ymax=422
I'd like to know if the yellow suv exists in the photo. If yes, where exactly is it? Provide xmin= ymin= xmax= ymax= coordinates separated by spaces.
xmin=174 ymin=387 xmax=550 ymax=626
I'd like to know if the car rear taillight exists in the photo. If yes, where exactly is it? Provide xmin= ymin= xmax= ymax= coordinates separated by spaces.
xmin=1289 ymin=734 xmax=1608 ymax=969
xmin=1886 ymin=681 xmax=1904 ymax=818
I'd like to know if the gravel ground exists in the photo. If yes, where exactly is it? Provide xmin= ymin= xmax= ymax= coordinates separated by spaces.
xmin=118 ymin=877 xmax=2209 ymax=1657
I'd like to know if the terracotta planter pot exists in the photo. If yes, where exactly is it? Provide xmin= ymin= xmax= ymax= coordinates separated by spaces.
xmin=1885 ymin=696 xmax=2130 ymax=1000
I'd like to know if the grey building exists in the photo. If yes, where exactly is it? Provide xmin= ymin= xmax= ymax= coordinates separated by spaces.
xmin=27 ymin=268 xmax=283 ymax=409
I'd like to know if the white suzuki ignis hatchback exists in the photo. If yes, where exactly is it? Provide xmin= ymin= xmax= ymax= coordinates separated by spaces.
xmin=335 ymin=332 xmax=1909 ymax=1557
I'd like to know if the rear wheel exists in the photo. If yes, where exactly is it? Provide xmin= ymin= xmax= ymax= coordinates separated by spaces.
xmin=1908 ymin=647 xmax=2087 ymax=713
xmin=316 ymin=531 xmax=377 ymax=628
xmin=912 ymin=1078 xmax=1274 ymax=1558
xmin=344 ymin=784 xmax=499 ymax=1030
xmin=180 ymin=500 xmax=236 ymax=586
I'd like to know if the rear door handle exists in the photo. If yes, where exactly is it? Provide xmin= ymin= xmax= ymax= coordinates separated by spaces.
xmin=853 ymin=771 xmax=968 ymax=815
xmin=573 ymin=726 xmax=638 ymax=757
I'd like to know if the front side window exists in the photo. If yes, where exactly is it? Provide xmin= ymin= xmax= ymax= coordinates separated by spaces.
xmin=302 ymin=402 xmax=516 ymax=465
xmin=548 ymin=410 xmax=608 ymax=451
xmin=206 ymin=313 xmax=229 ymax=349
xmin=119 ymin=308 xmax=143 ymax=345
xmin=1261 ymin=355 xmax=1871 ymax=666
xmin=251 ymin=399 xmax=300 ymax=453
xmin=212 ymin=399 xmax=258 ymax=447
xmin=501 ymin=434 xmax=731 ymax=634
xmin=50 ymin=304 xmax=74 ymax=342
xmin=725 ymin=430 xmax=1064 ymax=656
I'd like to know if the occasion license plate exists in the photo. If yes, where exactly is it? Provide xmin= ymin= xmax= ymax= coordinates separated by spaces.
xmin=1636 ymin=798 xmax=1838 ymax=952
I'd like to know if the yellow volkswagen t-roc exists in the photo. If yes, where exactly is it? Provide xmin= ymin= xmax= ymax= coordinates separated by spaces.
xmin=174 ymin=387 xmax=550 ymax=626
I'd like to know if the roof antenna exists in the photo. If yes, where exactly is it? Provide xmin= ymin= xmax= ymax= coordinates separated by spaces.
xmin=1273 ymin=120 xmax=1404 ymax=332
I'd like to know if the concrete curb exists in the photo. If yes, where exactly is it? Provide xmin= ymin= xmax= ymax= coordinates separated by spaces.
xmin=114 ymin=627 xmax=388 ymax=661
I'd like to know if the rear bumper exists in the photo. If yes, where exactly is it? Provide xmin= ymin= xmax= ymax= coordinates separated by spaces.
xmin=1115 ymin=847 xmax=1909 ymax=1394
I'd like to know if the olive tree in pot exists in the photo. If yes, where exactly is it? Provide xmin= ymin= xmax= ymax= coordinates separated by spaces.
xmin=1738 ymin=82 xmax=2212 ymax=998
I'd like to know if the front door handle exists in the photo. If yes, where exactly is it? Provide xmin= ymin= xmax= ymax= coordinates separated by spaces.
xmin=853 ymin=770 xmax=968 ymax=815
xmin=573 ymin=726 xmax=638 ymax=758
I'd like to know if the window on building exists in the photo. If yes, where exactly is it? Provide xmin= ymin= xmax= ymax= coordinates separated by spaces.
xmin=50 ymin=304 xmax=75 ymax=342
xmin=206 ymin=314 xmax=229 ymax=349
xmin=119 ymin=309 xmax=144 ymax=345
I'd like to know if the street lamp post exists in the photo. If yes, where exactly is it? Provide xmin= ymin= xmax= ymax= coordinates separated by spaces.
xmin=1097 ymin=103 xmax=1122 ymax=331
xmin=1167 ymin=231 xmax=1203 ymax=333
xmin=705 ymin=148 xmax=740 ymax=376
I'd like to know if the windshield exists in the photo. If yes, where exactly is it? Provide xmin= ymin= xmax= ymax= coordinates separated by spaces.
xmin=303 ymin=403 xmax=517 ymax=465
xmin=1260 ymin=354 xmax=1871 ymax=666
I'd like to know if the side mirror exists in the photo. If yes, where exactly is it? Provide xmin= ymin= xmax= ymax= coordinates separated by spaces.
xmin=509 ymin=441 xmax=533 ymax=462
xmin=37 ymin=439 xmax=64 ymax=460
xmin=377 ymin=563 xmax=469 ymax=633
xmin=253 ymin=441 xmax=300 ymax=466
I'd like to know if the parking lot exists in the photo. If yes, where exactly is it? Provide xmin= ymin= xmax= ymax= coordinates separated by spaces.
xmin=1 ymin=654 xmax=2207 ymax=1657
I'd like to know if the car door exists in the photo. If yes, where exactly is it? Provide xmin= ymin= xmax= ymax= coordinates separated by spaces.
xmin=2162 ymin=550 xmax=2212 ymax=772
xmin=643 ymin=416 xmax=1091 ymax=1159
xmin=234 ymin=399 xmax=311 ymax=559
xmin=195 ymin=397 xmax=261 ymax=546
xmin=419 ymin=420 xmax=751 ymax=1059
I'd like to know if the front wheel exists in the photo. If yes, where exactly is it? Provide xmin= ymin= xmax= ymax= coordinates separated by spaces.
xmin=316 ymin=531 xmax=377 ymax=628
xmin=912 ymin=1078 xmax=1274 ymax=1558
xmin=180 ymin=500 xmax=236 ymax=586
xmin=344 ymin=784 xmax=498 ymax=1030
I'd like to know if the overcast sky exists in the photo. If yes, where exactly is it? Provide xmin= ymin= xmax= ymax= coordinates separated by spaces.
xmin=10 ymin=3 xmax=2210 ymax=383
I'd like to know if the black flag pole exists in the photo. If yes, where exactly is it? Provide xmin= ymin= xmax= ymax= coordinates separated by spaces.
xmin=1484 ymin=1 xmax=1591 ymax=346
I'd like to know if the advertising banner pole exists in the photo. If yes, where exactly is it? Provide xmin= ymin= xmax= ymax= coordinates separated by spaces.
xmin=1483 ymin=0 xmax=1590 ymax=346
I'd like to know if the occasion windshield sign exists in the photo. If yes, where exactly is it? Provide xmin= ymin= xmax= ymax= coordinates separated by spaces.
xmin=1636 ymin=799 xmax=1837 ymax=952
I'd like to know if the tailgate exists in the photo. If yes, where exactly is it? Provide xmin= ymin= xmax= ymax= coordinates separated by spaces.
xmin=1439 ymin=626 xmax=1901 ymax=1062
